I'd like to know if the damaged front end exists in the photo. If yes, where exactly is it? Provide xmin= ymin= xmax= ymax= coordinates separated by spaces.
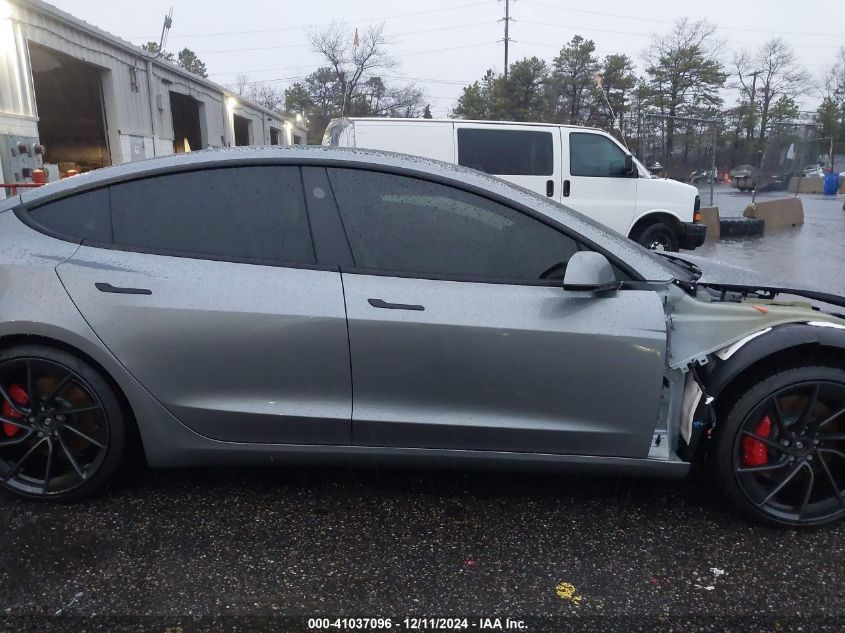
xmin=655 ymin=272 xmax=845 ymax=466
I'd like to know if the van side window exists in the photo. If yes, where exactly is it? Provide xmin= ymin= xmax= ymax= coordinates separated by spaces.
xmin=457 ymin=129 xmax=553 ymax=176
xmin=569 ymin=132 xmax=629 ymax=177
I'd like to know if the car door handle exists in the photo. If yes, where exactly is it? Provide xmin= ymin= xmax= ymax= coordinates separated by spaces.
xmin=546 ymin=179 xmax=554 ymax=197
xmin=368 ymin=298 xmax=425 ymax=311
xmin=95 ymin=282 xmax=152 ymax=295
xmin=563 ymin=179 xmax=571 ymax=197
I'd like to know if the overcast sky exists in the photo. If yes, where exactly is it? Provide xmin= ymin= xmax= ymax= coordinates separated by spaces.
xmin=50 ymin=0 xmax=840 ymax=117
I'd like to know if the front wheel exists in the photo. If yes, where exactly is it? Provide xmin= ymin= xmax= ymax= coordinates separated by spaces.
xmin=634 ymin=222 xmax=679 ymax=252
xmin=711 ymin=366 xmax=845 ymax=527
xmin=0 ymin=345 xmax=128 ymax=501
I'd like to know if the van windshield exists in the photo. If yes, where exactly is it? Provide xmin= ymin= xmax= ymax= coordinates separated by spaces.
xmin=632 ymin=155 xmax=652 ymax=178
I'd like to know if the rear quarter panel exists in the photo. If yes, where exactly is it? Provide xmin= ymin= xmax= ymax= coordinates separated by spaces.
xmin=0 ymin=211 xmax=211 ymax=467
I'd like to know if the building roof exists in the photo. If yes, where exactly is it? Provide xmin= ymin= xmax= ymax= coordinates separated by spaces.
xmin=9 ymin=0 xmax=301 ymax=126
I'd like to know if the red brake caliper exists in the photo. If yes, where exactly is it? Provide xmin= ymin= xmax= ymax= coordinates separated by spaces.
xmin=2 ymin=384 xmax=29 ymax=437
xmin=741 ymin=415 xmax=772 ymax=467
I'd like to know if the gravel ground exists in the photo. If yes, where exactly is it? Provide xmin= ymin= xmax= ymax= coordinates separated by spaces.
xmin=1 ymin=188 xmax=844 ymax=633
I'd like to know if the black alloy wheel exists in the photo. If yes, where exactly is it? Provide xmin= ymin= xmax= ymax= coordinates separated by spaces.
xmin=714 ymin=367 xmax=845 ymax=526
xmin=0 ymin=347 xmax=126 ymax=500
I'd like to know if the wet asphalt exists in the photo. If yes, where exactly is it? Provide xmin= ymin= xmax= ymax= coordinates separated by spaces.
xmin=1 ymin=186 xmax=844 ymax=633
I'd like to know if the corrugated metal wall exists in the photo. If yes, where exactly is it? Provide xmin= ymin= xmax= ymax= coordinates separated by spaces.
xmin=0 ymin=3 xmax=37 ymax=121
xmin=1 ymin=0 xmax=304 ymax=167
xmin=153 ymin=63 xmax=227 ymax=149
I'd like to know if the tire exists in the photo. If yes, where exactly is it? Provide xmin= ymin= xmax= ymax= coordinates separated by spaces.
xmin=634 ymin=222 xmax=679 ymax=252
xmin=711 ymin=365 xmax=845 ymax=527
xmin=0 ymin=345 xmax=128 ymax=501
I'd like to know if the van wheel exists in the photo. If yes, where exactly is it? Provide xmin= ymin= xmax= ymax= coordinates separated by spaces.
xmin=634 ymin=222 xmax=678 ymax=252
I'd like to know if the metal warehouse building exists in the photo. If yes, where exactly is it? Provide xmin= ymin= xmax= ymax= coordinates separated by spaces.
xmin=0 ymin=0 xmax=307 ymax=197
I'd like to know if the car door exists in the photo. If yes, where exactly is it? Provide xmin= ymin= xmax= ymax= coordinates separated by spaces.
xmin=562 ymin=129 xmax=638 ymax=234
xmin=328 ymin=167 xmax=668 ymax=458
xmin=46 ymin=165 xmax=352 ymax=445
xmin=455 ymin=123 xmax=561 ymax=201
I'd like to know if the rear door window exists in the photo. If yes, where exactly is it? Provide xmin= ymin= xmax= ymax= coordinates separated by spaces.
xmin=109 ymin=166 xmax=315 ymax=264
xmin=457 ymin=128 xmax=553 ymax=175
xmin=27 ymin=188 xmax=111 ymax=243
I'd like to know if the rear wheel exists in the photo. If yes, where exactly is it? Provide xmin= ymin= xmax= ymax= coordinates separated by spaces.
xmin=712 ymin=366 xmax=845 ymax=527
xmin=0 ymin=345 xmax=127 ymax=501
xmin=634 ymin=222 xmax=679 ymax=252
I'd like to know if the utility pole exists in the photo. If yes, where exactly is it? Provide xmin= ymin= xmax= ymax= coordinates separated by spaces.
xmin=500 ymin=0 xmax=513 ymax=78
xmin=747 ymin=69 xmax=763 ymax=141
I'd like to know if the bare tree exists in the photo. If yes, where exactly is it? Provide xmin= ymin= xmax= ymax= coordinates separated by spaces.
xmin=309 ymin=22 xmax=396 ymax=116
xmin=231 ymin=74 xmax=284 ymax=112
xmin=234 ymin=73 xmax=250 ymax=97
xmin=824 ymin=46 xmax=845 ymax=100
xmin=246 ymin=83 xmax=285 ymax=112
xmin=734 ymin=38 xmax=808 ymax=141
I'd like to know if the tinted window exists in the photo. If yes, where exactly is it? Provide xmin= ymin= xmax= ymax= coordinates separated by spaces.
xmin=569 ymin=132 xmax=629 ymax=177
xmin=28 ymin=188 xmax=111 ymax=243
xmin=457 ymin=128 xmax=553 ymax=176
xmin=109 ymin=166 xmax=314 ymax=263
xmin=329 ymin=169 xmax=579 ymax=281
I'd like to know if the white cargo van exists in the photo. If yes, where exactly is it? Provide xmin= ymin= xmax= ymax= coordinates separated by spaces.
xmin=323 ymin=118 xmax=705 ymax=251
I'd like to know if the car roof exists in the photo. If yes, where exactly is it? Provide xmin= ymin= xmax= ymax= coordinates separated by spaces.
xmin=17 ymin=145 xmax=674 ymax=282
xmin=18 ymin=146 xmax=503 ymax=206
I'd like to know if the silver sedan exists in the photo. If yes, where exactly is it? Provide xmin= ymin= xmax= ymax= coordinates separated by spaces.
xmin=1 ymin=147 xmax=844 ymax=527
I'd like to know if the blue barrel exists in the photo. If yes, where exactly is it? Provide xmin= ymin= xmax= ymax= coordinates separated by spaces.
xmin=823 ymin=172 xmax=840 ymax=195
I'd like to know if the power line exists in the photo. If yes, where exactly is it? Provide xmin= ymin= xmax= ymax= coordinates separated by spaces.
xmin=402 ymin=41 xmax=499 ymax=57
xmin=519 ymin=0 xmax=845 ymax=38
xmin=128 ymin=0 xmax=495 ymax=40
xmin=517 ymin=19 xmax=845 ymax=49
xmin=196 ymin=22 xmax=498 ymax=55
xmin=221 ymin=69 xmax=482 ymax=88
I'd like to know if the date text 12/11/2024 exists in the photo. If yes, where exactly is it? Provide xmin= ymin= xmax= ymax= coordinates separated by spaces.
xmin=307 ymin=618 xmax=528 ymax=630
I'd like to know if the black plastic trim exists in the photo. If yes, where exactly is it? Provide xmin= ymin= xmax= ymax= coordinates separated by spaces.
xmin=342 ymin=266 xmax=568 ymax=288
xmin=149 ymin=439 xmax=691 ymax=478
xmin=95 ymin=282 xmax=152 ymax=295
xmin=679 ymin=221 xmax=706 ymax=250
xmin=368 ymin=298 xmax=425 ymax=311
xmin=301 ymin=166 xmax=355 ymax=267
xmin=700 ymin=283 xmax=845 ymax=310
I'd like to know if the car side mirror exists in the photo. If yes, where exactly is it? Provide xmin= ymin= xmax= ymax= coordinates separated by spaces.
xmin=624 ymin=154 xmax=636 ymax=176
xmin=563 ymin=252 xmax=622 ymax=293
